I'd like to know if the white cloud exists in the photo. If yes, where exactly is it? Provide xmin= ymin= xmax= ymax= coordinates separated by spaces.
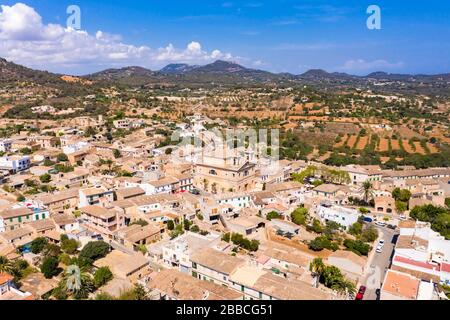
xmin=337 ymin=59 xmax=405 ymax=73
xmin=0 ymin=3 xmax=237 ymax=73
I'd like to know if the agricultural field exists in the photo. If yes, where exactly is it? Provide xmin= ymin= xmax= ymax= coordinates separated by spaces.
xmin=377 ymin=138 xmax=390 ymax=152
xmin=356 ymin=136 xmax=369 ymax=150
xmin=346 ymin=135 xmax=358 ymax=148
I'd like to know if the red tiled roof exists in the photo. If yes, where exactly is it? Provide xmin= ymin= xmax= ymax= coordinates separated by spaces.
xmin=0 ymin=273 xmax=13 ymax=285
xmin=394 ymin=255 xmax=439 ymax=271
xmin=441 ymin=263 xmax=450 ymax=273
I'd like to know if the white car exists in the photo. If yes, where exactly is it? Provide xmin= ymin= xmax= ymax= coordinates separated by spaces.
xmin=375 ymin=221 xmax=386 ymax=227
xmin=399 ymin=215 xmax=407 ymax=221
xmin=378 ymin=239 xmax=385 ymax=247
xmin=376 ymin=246 xmax=383 ymax=253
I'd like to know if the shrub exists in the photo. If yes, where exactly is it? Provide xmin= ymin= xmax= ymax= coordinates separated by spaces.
xmin=344 ymin=239 xmax=370 ymax=256
xmin=361 ymin=227 xmax=379 ymax=243
xmin=348 ymin=222 xmax=363 ymax=237
xmin=266 ymin=211 xmax=282 ymax=221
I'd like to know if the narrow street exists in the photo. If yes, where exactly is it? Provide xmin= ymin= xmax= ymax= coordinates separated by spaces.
xmin=362 ymin=226 xmax=398 ymax=300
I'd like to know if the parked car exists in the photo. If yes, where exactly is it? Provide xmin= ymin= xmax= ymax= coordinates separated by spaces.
xmin=363 ymin=216 xmax=373 ymax=223
xmin=399 ymin=215 xmax=407 ymax=221
xmin=387 ymin=224 xmax=397 ymax=230
xmin=378 ymin=239 xmax=385 ymax=247
xmin=190 ymin=189 xmax=200 ymax=195
xmin=356 ymin=286 xmax=367 ymax=300
xmin=376 ymin=245 xmax=383 ymax=253
xmin=375 ymin=221 xmax=386 ymax=227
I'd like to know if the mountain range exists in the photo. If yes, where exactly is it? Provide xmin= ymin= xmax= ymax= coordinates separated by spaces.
xmin=1 ymin=57 xmax=450 ymax=92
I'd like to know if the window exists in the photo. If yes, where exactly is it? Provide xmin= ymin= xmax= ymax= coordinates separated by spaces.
xmin=241 ymin=285 xmax=245 ymax=292
xmin=192 ymin=262 xmax=197 ymax=269
xmin=18 ymin=217 xmax=22 ymax=223
xmin=259 ymin=292 xmax=263 ymax=299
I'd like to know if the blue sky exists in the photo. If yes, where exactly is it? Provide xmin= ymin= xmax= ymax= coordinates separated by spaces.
xmin=0 ymin=0 xmax=449 ymax=75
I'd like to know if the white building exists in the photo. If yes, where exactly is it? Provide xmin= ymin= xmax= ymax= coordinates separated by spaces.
xmin=0 ymin=156 xmax=30 ymax=173
xmin=317 ymin=203 xmax=359 ymax=229
xmin=216 ymin=193 xmax=252 ymax=210
xmin=162 ymin=232 xmax=221 ymax=274
xmin=0 ymin=140 xmax=12 ymax=153
xmin=392 ymin=221 xmax=450 ymax=285
xmin=62 ymin=141 xmax=90 ymax=155
xmin=79 ymin=186 xmax=114 ymax=208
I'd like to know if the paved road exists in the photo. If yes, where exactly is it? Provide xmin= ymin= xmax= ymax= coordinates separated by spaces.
xmin=363 ymin=226 xmax=398 ymax=300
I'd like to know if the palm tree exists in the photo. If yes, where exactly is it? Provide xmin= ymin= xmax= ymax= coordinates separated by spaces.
xmin=309 ymin=258 xmax=325 ymax=287
xmin=331 ymin=280 xmax=356 ymax=298
xmin=361 ymin=180 xmax=374 ymax=204
xmin=62 ymin=265 xmax=94 ymax=300
xmin=0 ymin=256 xmax=14 ymax=274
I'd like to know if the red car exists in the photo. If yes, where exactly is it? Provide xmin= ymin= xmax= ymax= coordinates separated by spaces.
xmin=355 ymin=286 xmax=367 ymax=300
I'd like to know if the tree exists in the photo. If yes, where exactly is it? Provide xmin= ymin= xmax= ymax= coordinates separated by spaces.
xmin=446 ymin=198 xmax=450 ymax=209
xmin=392 ymin=188 xmax=412 ymax=202
xmin=348 ymin=222 xmax=363 ymax=237
xmin=94 ymin=267 xmax=113 ymax=288
xmin=344 ymin=239 xmax=370 ymax=256
xmin=308 ymin=219 xmax=324 ymax=234
xmin=410 ymin=205 xmax=450 ymax=239
xmin=57 ymin=153 xmax=69 ymax=162
xmin=310 ymin=258 xmax=325 ymax=275
xmin=222 ymin=233 xmax=231 ymax=243
xmin=25 ymin=179 xmax=38 ymax=187
xmin=30 ymin=237 xmax=48 ymax=254
xmin=63 ymin=265 xmax=95 ymax=300
xmin=79 ymin=241 xmax=110 ymax=262
xmin=266 ymin=211 xmax=282 ymax=221
xmin=16 ymin=195 xmax=25 ymax=202
xmin=40 ymin=256 xmax=60 ymax=279
xmin=396 ymin=201 xmax=407 ymax=214
xmin=167 ymin=220 xmax=175 ymax=231
xmin=291 ymin=207 xmax=309 ymax=226
xmin=361 ymin=181 xmax=374 ymax=204
xmin=183 ymin=219 xmax=192 ymax=231
xmin=309 ymin=236 xmax=338 ymax=252
xmin=20 ymin=148 xmax=32 ymax=155
xmin=61 ymin=238 xmax=79 ymax=255
xmin=0 ymin=256 xmax=14 ymax=274
xmin=42 ymin=243 xmax=61 ymax=258
xmin=39 ymin=174 xmax=52 ymax=184
xmin=310 ymin=258 xmax=356 ymax=297
xmin=361 ymin=227 xmax=379 ymax=243
xmin=118 ymin=284 xmax=149 ymax=300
